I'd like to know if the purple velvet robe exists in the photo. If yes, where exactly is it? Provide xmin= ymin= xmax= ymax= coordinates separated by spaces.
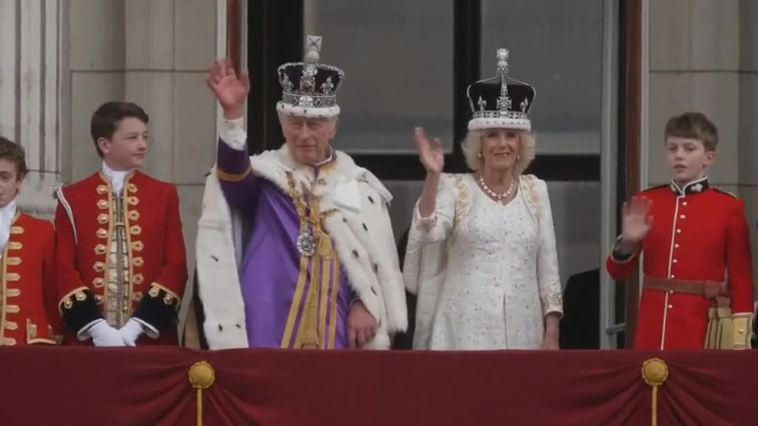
xmin=217 ymin=140 xmax=352 ymax=349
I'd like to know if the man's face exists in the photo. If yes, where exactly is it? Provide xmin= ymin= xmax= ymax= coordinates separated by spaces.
xmin=280 ymin=115 xmax=336 ymax=165
xmin=98 ymin=117 xmax=149 ymax=171
xmin=665 ymin=136 xmax=714 ymax=185
xmin=0 ymin=158 xmax=23 ymax=209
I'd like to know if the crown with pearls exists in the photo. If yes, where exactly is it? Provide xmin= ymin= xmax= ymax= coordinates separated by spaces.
xmin=467 ymin=48 xmax=536 ymax=131
xmin=276 ymin=35 xmax=345 ymax=119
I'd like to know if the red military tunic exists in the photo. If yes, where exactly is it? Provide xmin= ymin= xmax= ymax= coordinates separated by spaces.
xmin=55 ymin=171 xmax=187 ymax=345
xmin=0 ymin=213 xmax=62 ymax=346
xmin=607 ymin=178 xmax=754 ymax=350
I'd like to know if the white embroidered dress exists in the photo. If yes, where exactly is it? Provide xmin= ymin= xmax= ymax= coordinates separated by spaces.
xmin=409 ymin=174 xmax=563 ymax=350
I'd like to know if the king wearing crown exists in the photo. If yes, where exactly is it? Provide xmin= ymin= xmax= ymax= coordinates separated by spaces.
xmin=197 ymin=36 xmax=407 ymax=350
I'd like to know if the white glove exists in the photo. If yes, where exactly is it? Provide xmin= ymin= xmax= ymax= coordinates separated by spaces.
xmin=119 ymin=318 xmax=145 ymax=347
xmin=87 ymin=320 xmax=126 ymax=347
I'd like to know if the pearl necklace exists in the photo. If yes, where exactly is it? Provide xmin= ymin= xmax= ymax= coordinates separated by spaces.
xmin=478 ymin=174 xmax=516 ymax=202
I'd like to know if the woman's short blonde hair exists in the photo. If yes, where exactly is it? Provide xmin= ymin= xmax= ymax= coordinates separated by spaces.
xmin=461 ymin=129 xmax=536 ymax=175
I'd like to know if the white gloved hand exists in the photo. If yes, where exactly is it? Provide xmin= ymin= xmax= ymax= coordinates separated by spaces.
xmin=87 ymin=320 xmax=126 ymax=347
xmin=119 ymin=318 xmax=144 ymax=347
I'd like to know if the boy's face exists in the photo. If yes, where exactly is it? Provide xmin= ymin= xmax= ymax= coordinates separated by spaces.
xmin=0 ymin=158 xmax=23 ymax=209
xmin=98 ymin=117 xmax=149 ymax=171
xmin=665 ymin=136 xmax=715 ymax=185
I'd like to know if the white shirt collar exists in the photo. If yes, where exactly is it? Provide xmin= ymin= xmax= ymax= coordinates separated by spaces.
xmin=102 ymin=162 xmax=132 ymax=196
xmin=0 ymin=200 xmax=18 ymax=252
xmin=311 ymin=147 xmax=335 ymax=168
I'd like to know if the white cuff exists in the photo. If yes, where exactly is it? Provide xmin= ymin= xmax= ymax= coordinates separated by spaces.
xmin=220 ymin=116 xmax=247 ymax=151
xmin=414 ymin=205 xmax=437 ymax=231
xmin=77 ymin=318 xmax=105 ymax=341
xmin=133 ymin=317 xmax=160 ymax=339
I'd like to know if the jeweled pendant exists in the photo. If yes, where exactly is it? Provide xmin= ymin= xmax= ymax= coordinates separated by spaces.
xmin=296 ymin=228 xmax=316 ymax=257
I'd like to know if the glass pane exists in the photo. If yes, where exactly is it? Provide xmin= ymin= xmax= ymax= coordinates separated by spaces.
xmin=304 ymin=0 xmax=454 ymax=153
xmin=481 ymin=0 xmax=604 ymax=155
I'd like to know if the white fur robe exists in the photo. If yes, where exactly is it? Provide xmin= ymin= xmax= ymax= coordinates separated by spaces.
xmin=196 ymin=145 xmax=407 ymax=349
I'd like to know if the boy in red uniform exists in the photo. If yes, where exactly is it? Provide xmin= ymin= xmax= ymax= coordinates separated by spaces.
xmin=55 ymin=102 xmax=187 ymax=346
xmin=0 ymin=137 xmax=61 ymax=346
xmin=607 ymin=112 xmax=754 ymax=350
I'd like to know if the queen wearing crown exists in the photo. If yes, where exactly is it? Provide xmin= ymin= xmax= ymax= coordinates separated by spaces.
xmin=196 ymin=36 xmax=407 ymax=350
xmin=405 ymin=49 xmax=563 ymax=350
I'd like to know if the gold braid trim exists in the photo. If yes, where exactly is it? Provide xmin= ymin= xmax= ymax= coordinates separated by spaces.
xmin=216 ymin=166 xmax=252 ymax=182
xmin=148 ymin=282 xmax=182 ymax=310
xmin=57 ymin=286 xmax=90 ymax=314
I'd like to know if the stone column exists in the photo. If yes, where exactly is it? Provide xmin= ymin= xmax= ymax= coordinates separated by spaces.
xmin=0 ymin=0 xmax=65 ymax=217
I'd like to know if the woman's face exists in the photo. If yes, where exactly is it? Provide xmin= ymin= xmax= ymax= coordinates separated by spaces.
xmin=480 ymin=129 xmax=521 ymax=173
